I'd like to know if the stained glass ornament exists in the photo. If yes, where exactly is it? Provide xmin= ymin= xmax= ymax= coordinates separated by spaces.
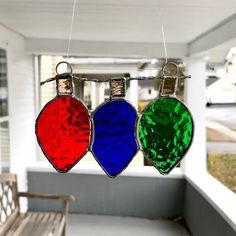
xmin=35 ymin=62 xmax=91 ymax=172
xmin=91 ymin=78 xmax=138 ymax=177
xmin=138 ymin=63 xmax=194 ymax=174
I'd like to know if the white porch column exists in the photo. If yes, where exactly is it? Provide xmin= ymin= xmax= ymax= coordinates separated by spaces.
xmin=96 ymin=83 xmax=105 ymax=107
xmin=182 ymin=57 xmax=207 ymax=174
xmin=129 ymin=80 xmax=138 ymax=109
xmin=91 ymin=82 xmax=97 ymax=110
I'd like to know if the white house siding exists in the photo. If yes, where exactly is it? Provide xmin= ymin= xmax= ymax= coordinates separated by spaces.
xmin=0 ymin=24 xmax=36 ymax=205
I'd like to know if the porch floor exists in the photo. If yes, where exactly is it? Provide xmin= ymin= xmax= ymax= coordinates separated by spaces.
xmin=67 ymin=214 xmax=190 ymax=236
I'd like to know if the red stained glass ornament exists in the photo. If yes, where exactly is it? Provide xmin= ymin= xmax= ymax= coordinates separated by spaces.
xmin=36 ymin=96 xmax=90 ymax=172
xmin=36 ymin=62 xmax=91 ymax=172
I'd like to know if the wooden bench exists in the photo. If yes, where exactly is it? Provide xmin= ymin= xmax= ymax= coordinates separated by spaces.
xmin=0 ymin=174 xmax=75 ymax=236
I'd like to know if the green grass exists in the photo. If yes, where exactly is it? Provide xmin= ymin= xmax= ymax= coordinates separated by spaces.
xmin=207 ymin=153 xmax=236 ymax=193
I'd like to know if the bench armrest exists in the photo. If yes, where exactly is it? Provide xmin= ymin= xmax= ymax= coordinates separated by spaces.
xmin=18 ymin=192 xmax=75 ymax=201
xmin=18 ymin=192 xmax=75 ymax=217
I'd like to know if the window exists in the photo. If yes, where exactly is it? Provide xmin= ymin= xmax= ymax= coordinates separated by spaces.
xmin=206 ymin=52 xmax=236 ymax=194
xmin=0 ymin=48 xmax=10 ymax=173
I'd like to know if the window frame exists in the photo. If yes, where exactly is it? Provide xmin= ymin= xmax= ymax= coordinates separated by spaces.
xmin=0 ymin=46 xmax=10 ymax=173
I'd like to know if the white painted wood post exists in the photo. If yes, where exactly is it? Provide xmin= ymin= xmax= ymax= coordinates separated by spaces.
xmin=129 ymin=80 xmax=138 ymax=109
xmin=91 ymin=81 xmax=97 ymax=110
xmin=98 ymin=83 xmax=105 ymax=105
xmin=182 ymin=57 xmax=207 ymax=175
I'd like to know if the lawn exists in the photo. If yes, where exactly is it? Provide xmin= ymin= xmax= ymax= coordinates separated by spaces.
xmin=207 ymin=153 xmax=236 ymax=193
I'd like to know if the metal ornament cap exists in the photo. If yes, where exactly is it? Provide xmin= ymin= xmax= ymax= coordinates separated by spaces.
xmin=36 ymin=95 xmax=91 ymax=172
xmin=138 ymin=96 xmax=194 ymax=174
xmin=91 ymin=99 xmax=138 ymax=178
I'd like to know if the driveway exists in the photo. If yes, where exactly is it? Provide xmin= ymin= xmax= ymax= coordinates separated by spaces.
xmin=206 ymin=104 xmax=236 ymax=153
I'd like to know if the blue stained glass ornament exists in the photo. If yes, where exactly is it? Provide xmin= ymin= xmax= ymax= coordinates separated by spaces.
xmin=91 ymin=79 xmax=138 ymax=177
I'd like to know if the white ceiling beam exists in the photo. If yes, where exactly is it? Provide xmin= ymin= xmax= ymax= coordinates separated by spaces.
xmin=188 ymin=14 xmax=236 ymax=57
xmin=25 ymin=38 xmax=187 ymax=58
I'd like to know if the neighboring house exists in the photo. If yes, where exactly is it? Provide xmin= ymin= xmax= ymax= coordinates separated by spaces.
xmin=206 ymin=55 xmax=236 ymax=104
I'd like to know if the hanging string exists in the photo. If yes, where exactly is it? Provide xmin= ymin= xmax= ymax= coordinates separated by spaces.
xmin=157 ymin=6 xmax=168 ymax=64
xmin=40 ymin=1 xmax=191 ymax=86
xmin=66 ymin=0 xmax=77 ymax=58
xmin=161 ymin=24 xmax=168 ymax=64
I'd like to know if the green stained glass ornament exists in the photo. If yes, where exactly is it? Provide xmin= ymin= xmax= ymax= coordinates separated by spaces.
xmin=138 ymin=63 xmax=194 ymax=174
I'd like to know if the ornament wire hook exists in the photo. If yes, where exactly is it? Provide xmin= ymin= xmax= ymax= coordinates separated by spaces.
xmin=40 ymin=61 xmax=73 ymax=86
xmin=160 ymin=62 xmax=180 ymax=97
xmin=55 ymin=61 xmax=73 ymax=75
xmin=161 ymin=62 xmax=179 ymax=78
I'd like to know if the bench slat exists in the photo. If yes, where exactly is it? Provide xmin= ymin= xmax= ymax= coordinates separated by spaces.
xmin=51 ymin=214 xmax=63 ymax=235
xmin=20 ymin=212 xmax=43 ymax=236
xmin=26 ymin=213 xmax=47 ymax=236
xmin=53 ymin=216 xmax=65 ymax=236
xmin=0 ymin=208 xmax=19 ymax=236
xmin=7 ymin=212 xmax=63 ymax=236
xmin=35 ymin=213 xmax=52 ymax=236
xmin=5 ymin=213 xmax=31 ymax=236
xmin=44 ymin=213 xmax=61 ymax=236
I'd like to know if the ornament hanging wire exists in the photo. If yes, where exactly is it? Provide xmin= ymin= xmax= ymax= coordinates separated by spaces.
xmin=40 ymin=62 xmax=191 ymax=87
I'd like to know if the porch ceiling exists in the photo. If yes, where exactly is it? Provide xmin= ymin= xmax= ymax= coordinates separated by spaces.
xmin=0 ymin=0 xmax=236 ymax=62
